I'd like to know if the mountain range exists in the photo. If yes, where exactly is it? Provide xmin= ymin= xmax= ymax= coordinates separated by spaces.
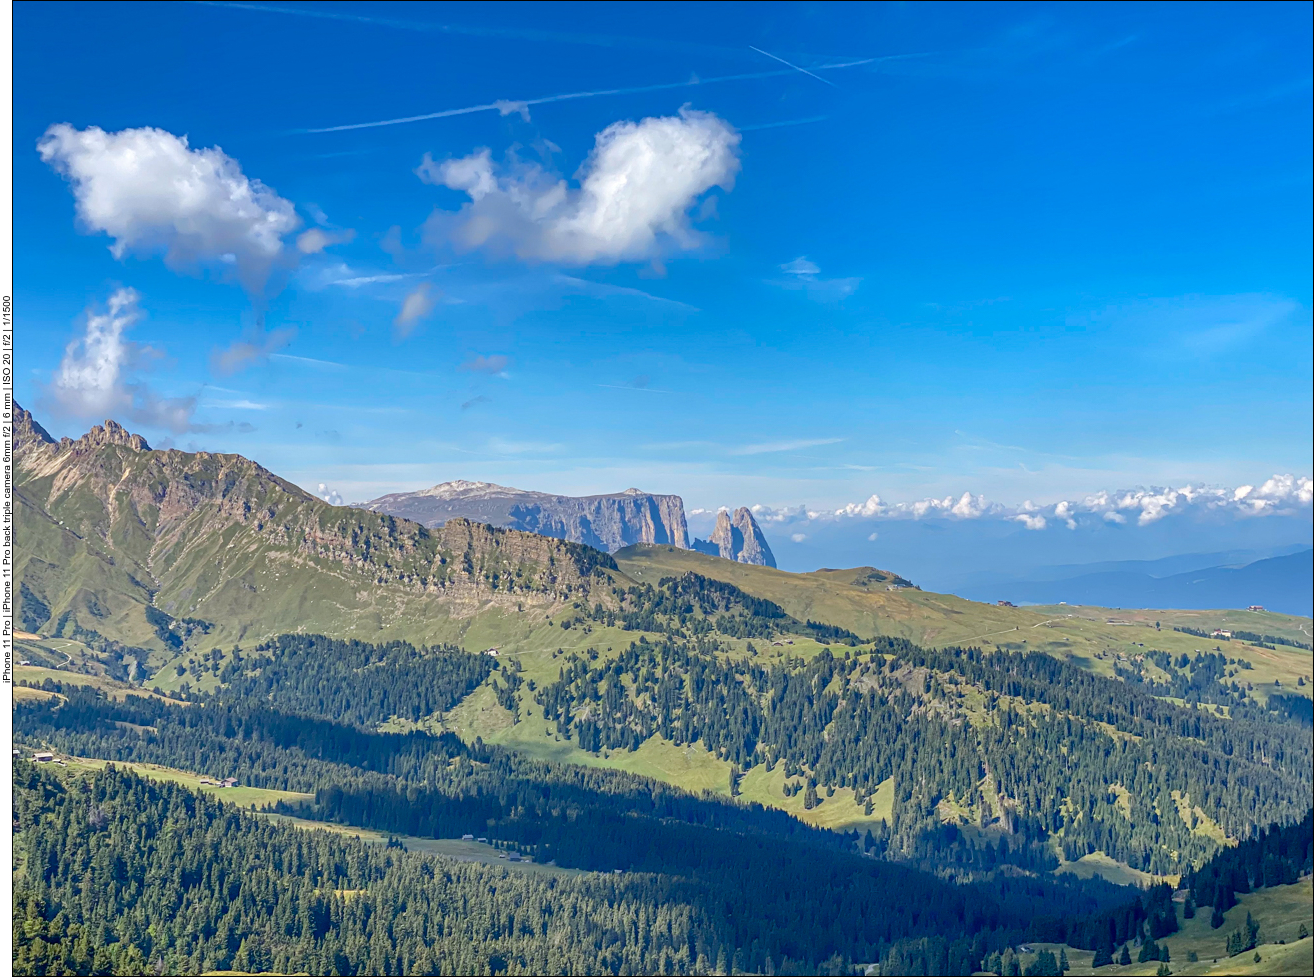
xmin=957 ymin=549 xmax=1314 ymax=616
xmin=361 ymin=479 xmax=778 ymax=566
xmin=12 ymin=404 xmax=1314 ymax=975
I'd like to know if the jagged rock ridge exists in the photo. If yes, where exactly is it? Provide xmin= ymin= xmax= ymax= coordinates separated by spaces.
xmin=692 ymin=507 xmax=777 ymax=567
xmin=13 ymin=404 xmax=618 ymax=656
xmin=362 ymin=481 xmax=690 ymax=554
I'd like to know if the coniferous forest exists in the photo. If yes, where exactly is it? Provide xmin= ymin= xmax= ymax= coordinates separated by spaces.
xmin=13 ymin=617 xmax=1314 ymax=975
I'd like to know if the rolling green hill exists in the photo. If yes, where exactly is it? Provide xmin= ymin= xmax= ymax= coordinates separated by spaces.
xmin=614 ymin=544 xmax=1314 ymax=695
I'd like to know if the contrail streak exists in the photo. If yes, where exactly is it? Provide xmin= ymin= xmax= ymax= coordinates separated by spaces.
xmin=295 ymin=58 xmax=897 ymax=134
xmin=749 ymin=45 xmax=838 ymax=87
xmin=738 ymin=116 xmax=828 ymax=131
xmin=197 ymin=1 xmax=868 ymax=66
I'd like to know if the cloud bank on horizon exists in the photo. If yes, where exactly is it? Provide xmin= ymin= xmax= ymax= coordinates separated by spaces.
xmin=750 ymin=474 xmax=1314 ymax=532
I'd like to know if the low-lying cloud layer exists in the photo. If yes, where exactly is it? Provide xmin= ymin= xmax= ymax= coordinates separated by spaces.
xmin=753 ymin=476 xmax=1314 ymax=531
xmin=420 ymin=107 xmax=740 ymax=265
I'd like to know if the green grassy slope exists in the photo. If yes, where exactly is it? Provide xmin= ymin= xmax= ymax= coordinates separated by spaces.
xmin=615 ymin=545 xmax=1314 ymax=694
xmin=1018 ymin=878 xmax=1313 ymax=976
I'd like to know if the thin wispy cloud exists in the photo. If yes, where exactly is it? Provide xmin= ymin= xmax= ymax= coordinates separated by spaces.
xmin=597 ymin=383 xmax=676 ymax=394
xmin=331 ymin=272 xmax=416 ymax=288
xmin=203 ymin=398 xmax=268 ymax=410
xmin=748 ymin=46 xmax=838 ymax=87
xmin=461 ymin=354 xmax=510 ymax=375
xmin=739 ymin=116 xmax=828 ymax=132
xmin=557 ymin=275 xmax=701 ymax=311
xmin=270 ymin=352 xmax=349 ymax=371
xmin=203 ymin=1 xmax=874 ymax=66
xmin=733 ymin=438 xmax=845 ymax=456
xmin=775 ymin=256 xmax=860 ymax=302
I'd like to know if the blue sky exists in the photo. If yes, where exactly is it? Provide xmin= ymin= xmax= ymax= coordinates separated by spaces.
xmin=16 ymin=1 xmax=1314 ymax=539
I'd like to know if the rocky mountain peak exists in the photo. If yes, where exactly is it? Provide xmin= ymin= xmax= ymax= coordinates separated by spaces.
xmin=693 ymin=506 xmax=776 ymax=567
xmin=13 ymin=403 xmax=151 ymax=456
xmin=416 ymin=480 xmax=525 ymax=500
xmin=85 ymin=419 xmax=152 ymax=452
xmin=14 ymin=403 xmax=57 ymax=452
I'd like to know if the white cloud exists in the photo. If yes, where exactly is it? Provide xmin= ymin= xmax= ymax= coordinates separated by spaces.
xmin=394 ymin=283 xmax=437 ymax=338
xmin=296 ymin=227 xmax=355 ymax=254
xmin=38 ymin=124 xmax=300 ymax=293
xmin=781 ymin=257 xmax=821 ymax=276
xmin=790 ymin=533 xmax=808 ymax=543
xmin=317 ymin=483 xmax=344 ymax=506
xmin=45 ymin=288 xmax=200 ymax=434
xmin=775 ymin=255 xmax=860 ymax=301
xmin=802 ymin=476 xmax=1313 ymax=529
xmin=421 ymin=107 xmax=740 ymax=265
xmin=212 ymin=325 xmax=297 ymax=376
xmin=867 ymin=532 xmax=878 ymax=541
xmin=733 ymin=437 xmax=843 ymax=456
xmin=460 ymin=354 xmax=510 ymax=375
xmin=836 ymin=494 xmax=885 ymax=518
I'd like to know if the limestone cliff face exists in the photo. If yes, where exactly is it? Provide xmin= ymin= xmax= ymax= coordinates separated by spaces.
xmin=362 ymin=482 xmax=690 ymax=554
xmin=693 ymin=507 xmax=776 ymax=567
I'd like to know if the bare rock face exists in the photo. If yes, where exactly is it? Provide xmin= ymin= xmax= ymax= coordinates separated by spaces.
xmin=693 ymin=507 xmax=776 ymax=567
xmin=361 ymin=482 xmax=690 ymax=554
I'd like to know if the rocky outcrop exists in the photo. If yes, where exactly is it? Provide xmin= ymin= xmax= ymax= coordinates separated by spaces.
xmin=693 ymin=507 xmax=776 ymax=567
xmin=361 ymin=482 xmax=690 ymax=554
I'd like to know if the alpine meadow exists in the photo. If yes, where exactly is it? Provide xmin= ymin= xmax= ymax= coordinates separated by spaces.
xmin=5 ymin=3 xmax=1312 ymax=977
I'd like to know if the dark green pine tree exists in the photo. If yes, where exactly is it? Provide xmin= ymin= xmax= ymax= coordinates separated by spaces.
xmin=1118 ymin=944 xmax=1132 ymax=966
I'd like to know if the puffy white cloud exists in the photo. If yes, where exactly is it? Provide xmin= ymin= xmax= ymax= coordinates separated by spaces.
xmin=317 ymin=483 xmax=344 ymax=506
xmin=421 ymin=107 xmax=740 ymax=265
xmin=836 ymin=494 xmax=885 ymax=518
xmin=394 ymin=283 xmax=437 ymax=338
xmin=790 ymin=533 xmax=808 ymax=543
xmin=46 ymin=288 xmax=200 ymax=434
xmin=950 ymin=492 xmax=991 ymax=518
xmin=1015 ymin=514 xmax=1047 ymax=530
xmin=38 ymin=124 xmax=300 ymax=293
